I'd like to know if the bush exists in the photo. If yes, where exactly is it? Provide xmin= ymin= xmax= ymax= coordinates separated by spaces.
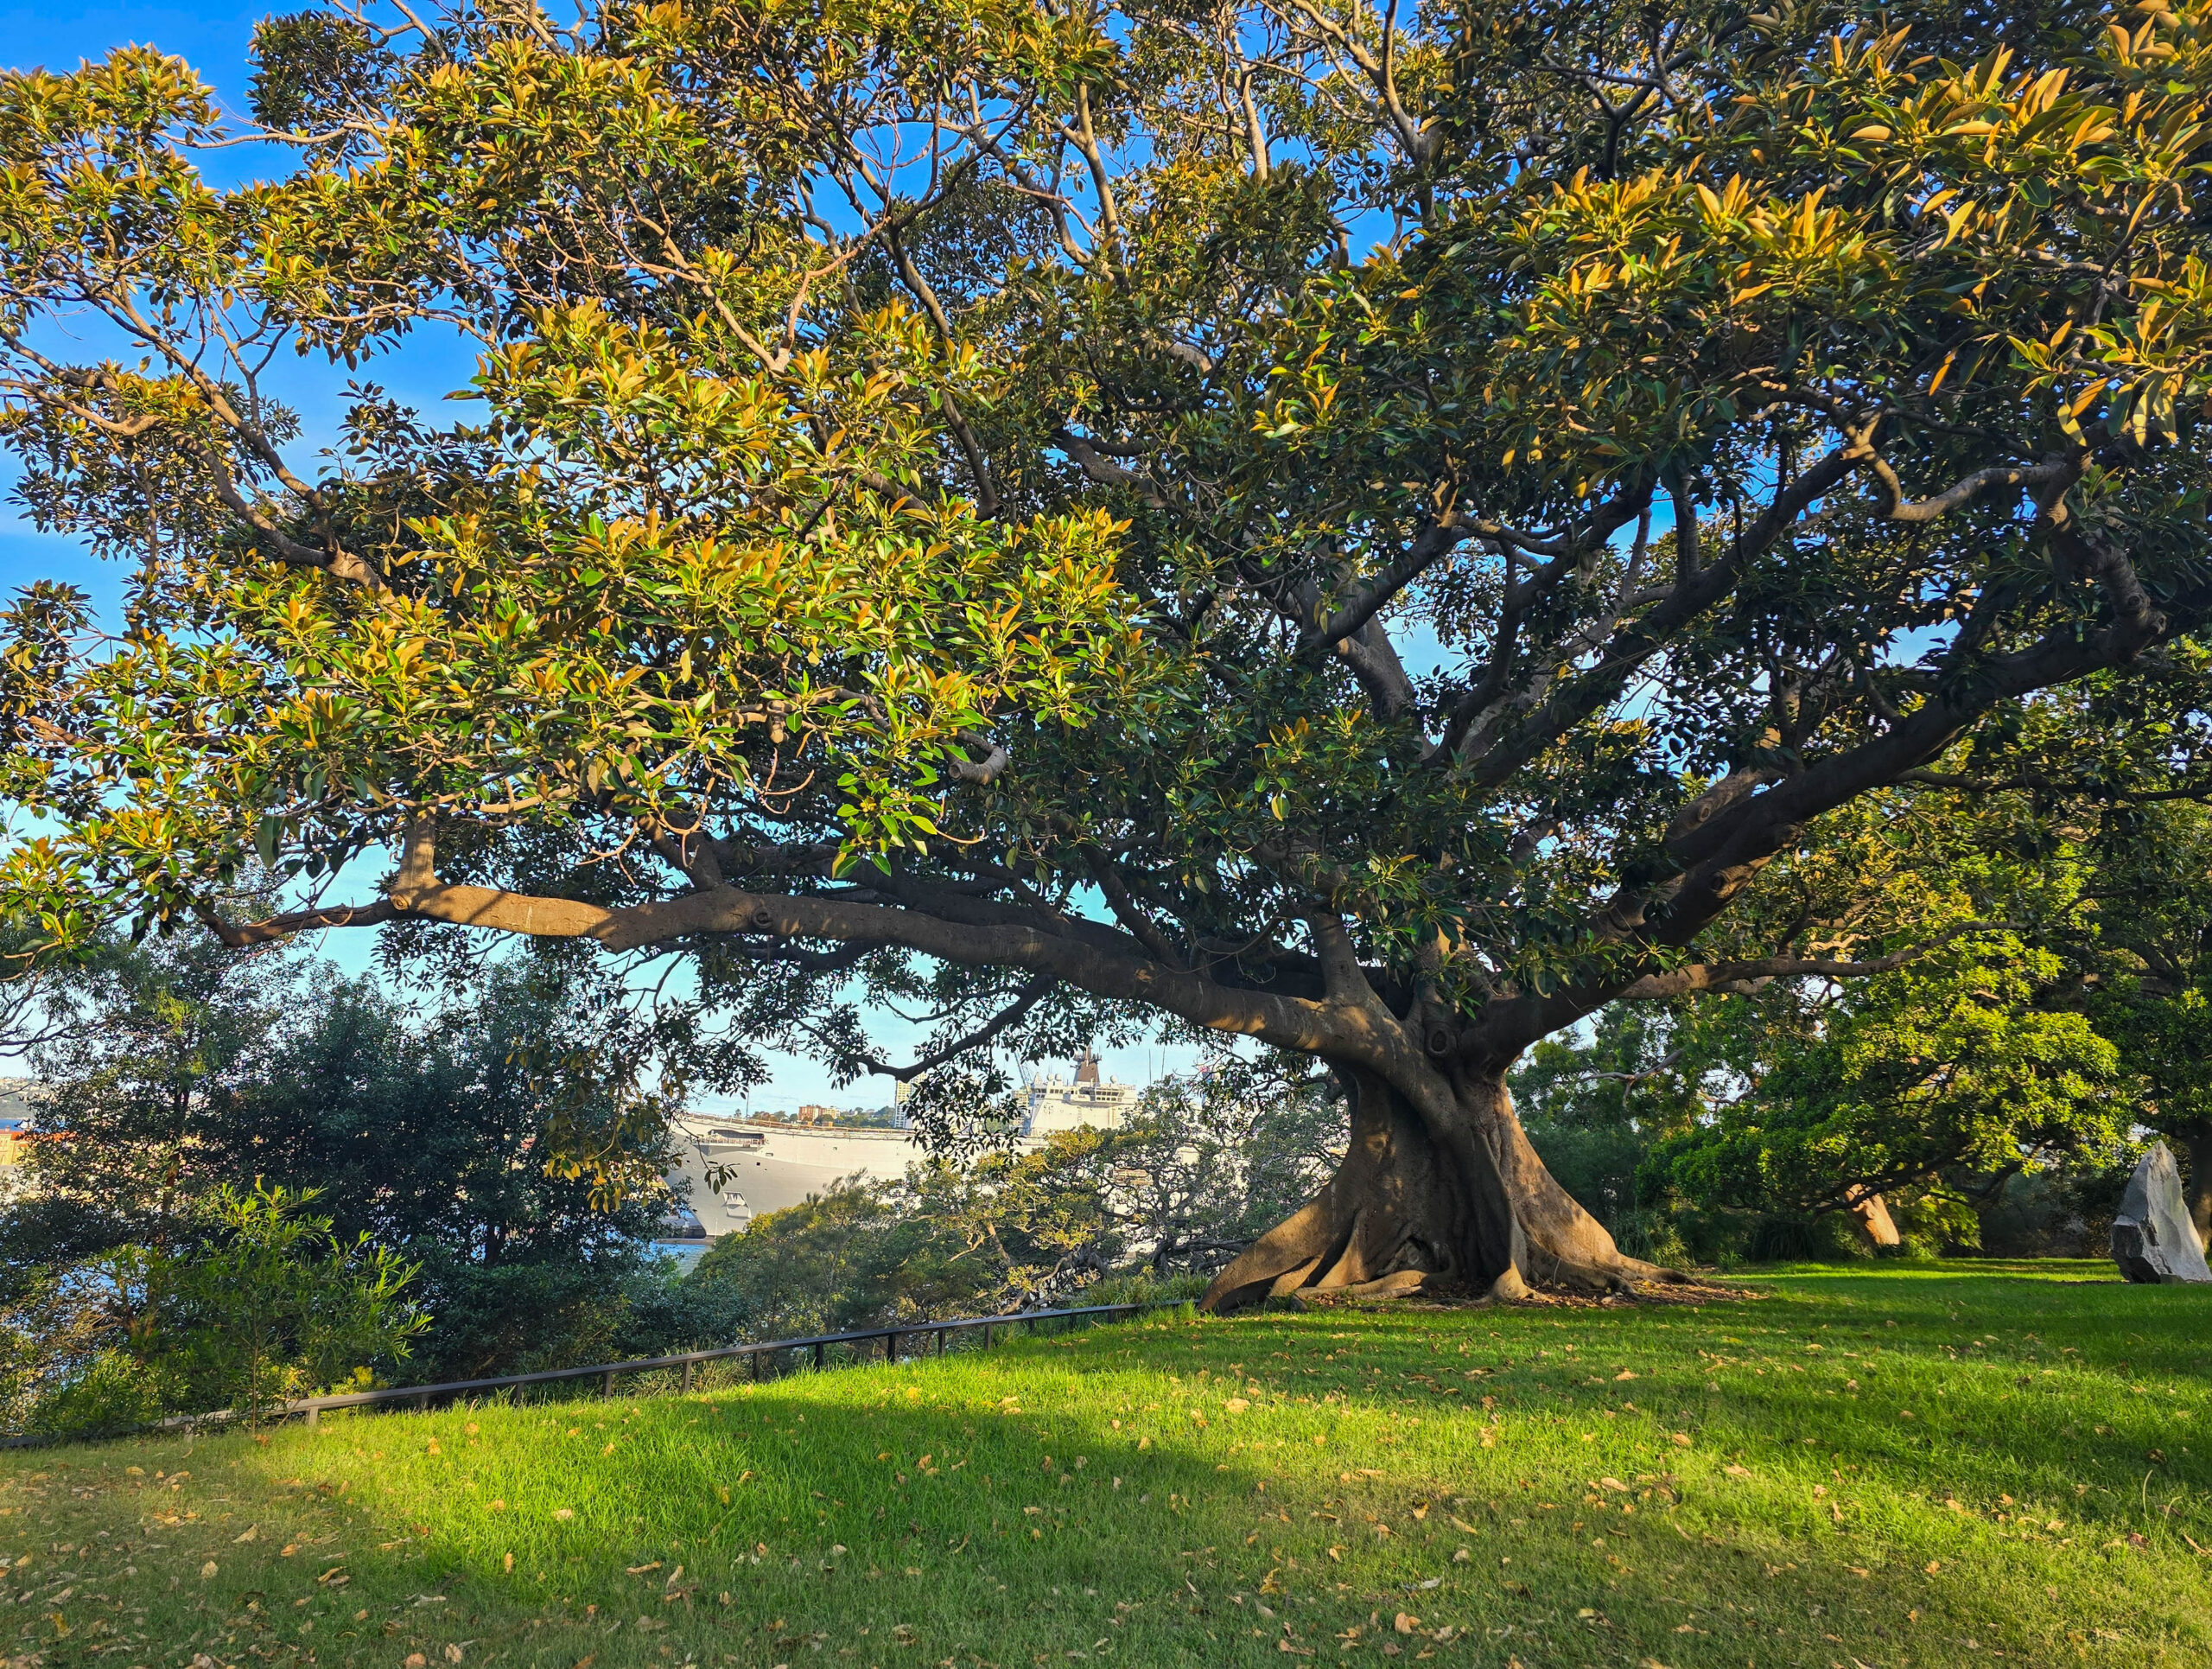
xmin=1975 ymin=1153 xmax=2142 ymax=1258
xmin=607 ymin=1258 xmax=754 ymax=1360
xmin=690 ymin=1180 xmax=1002 ymax=1339
xmin=125 ymin=1182 xmax=427 ymax=1416
xmin=406 ymin=1253 xmax=632 ymax=1380
xmin=1891 ymin=1189 xmax=1982 ymax=1258
xmin=1607 ymin=1209 xmax=1692 ymax=1271
xmin=25 ymin=1349 xmax=162 ymax=1439
xmin=0 ymin=1182 xmax=425 ymax=1434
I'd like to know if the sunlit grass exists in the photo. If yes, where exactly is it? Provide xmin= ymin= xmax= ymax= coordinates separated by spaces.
xmin=7 ymin=1264 xmax=2209 ymax=1666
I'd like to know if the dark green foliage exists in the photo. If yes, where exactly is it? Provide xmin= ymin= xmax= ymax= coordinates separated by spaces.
xmin=3 ymin=935 xmax=677 ymax=1380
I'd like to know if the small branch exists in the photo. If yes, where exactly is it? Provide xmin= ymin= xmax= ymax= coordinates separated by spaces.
xmin=1613 ymin=920 xmax=2013 ymax=1001
xmin=1297 ymin=520 xmax=1468 ymax=653
xmin=859 ymin=972 xmax=1055 ymax=1082
xmin=1054 ymin=429 xmax=1166 ymax=507
xmin=1083 ymin=847 xmax=1185 ymax=971
xmin=1863 ymin=456 xmax=2074 ymax=525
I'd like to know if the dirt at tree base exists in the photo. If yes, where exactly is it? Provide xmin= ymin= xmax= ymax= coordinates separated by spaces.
xmin=1267 ymin=1273 xmax=1752 ymax=1313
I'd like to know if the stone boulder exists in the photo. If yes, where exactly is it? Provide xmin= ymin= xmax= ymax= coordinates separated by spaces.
xmin=2111 ymin=1142 xmax=2212 ymax=1284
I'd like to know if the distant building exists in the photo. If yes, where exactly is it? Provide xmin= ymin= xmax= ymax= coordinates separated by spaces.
xmin=0 ymin=1079 xmax=39 ymax=1195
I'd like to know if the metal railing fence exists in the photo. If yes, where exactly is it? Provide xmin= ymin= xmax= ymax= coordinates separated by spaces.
xmin=4 ymin=1298 xmax=1196 ymax=1447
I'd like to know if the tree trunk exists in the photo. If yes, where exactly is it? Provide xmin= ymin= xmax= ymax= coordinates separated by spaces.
xmin=2178 ymin=1119 xmax=2212 ymax=1252
xmin=1202 ymin=1065 xmax=1670 ymax=1311
xmin=1845 ymin=1185 xmax=1901 ymax=1248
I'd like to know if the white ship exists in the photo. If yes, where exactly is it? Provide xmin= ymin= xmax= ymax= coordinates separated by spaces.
xmin=1023 ymin=1048 xmax=1139 ymax=1134
xmin=668 ymin=1052 xmax=1136 ymax=1237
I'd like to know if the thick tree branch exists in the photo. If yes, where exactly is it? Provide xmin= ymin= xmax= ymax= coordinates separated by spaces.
xmin=1456 ymin=454 xmax=1853 ymax=790
xmin=194 ymin=896 xmax=400 ymax=947
xmin=1611 ymin=920 xmax=2012 ymax=1000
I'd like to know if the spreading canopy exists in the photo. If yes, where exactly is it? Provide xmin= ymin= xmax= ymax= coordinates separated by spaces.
xmin=3 ymin=0 xmax=2211 ymax=1298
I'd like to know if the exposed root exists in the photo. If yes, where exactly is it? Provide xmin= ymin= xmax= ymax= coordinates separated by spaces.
xmin=1281 ymin=1271 xmax=1750 ymax=1313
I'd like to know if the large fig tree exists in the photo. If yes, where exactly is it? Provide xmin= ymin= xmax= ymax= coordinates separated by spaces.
xmin=2 ymin=0 xmax=2210 ymax=1307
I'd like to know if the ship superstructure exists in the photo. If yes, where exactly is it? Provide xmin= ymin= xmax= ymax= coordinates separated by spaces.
xmin=1021 ymin=1048 xmax=1138 ymax=1135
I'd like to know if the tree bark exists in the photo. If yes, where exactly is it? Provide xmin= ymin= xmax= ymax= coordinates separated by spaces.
xmin=1845 ymin=1185 xmax=1902 ymax=1248
xmin=1202 ymin=1066 xmax=1670 ymax=1310
xmin=2177 ymin=1119 xmax=2212 ymax=1252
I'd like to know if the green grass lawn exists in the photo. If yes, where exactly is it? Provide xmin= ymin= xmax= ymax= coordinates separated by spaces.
xmin=10 ymin=1261 xmax=2211 ymax=1668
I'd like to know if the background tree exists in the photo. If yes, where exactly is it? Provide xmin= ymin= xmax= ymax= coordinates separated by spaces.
xmin=1637 ymin=925 xmax=2129 ymax=1245
xmin=2073 ymin=804 xmax=2212 ymax=1241
xmin=3 ymin=0 xmax=2212 ymax=1306
xmin=1842 ymin=663 xmax=2212 ymax=1241
xmin=1510 ymin=1003 xmax=1712 ymax=1258
xmin=1517 ymin=788 xmax=2133 ymax=1252
xmin=5 ymin=936 xmax=687 ymax=1377
xmin=1105 ymin=1053 xmax=1346 ymax=1277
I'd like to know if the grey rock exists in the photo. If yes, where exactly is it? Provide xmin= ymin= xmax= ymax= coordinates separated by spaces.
xmin=2111 ymin=1141 xmax=2212 ymax=1284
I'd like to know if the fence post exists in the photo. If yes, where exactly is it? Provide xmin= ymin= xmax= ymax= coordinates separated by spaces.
xmin=602 ymin=1370 xmax=615 ymax=1398
xmin=304 ymin=1406 xmax=319 ymax=1430
xmin=937 ymin=1328 xmax=946 ymax=1358
xmin=751 ymin=1349 xmax=763 ymax=1383
xmin=813 ymin=1341 xmax=825 ymax=1370
xmin=683 ymin=1360 xmax=694 ymax=1395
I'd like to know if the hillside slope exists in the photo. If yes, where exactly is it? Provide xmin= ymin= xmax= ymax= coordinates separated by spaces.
xmin=5 ymin=1264 xmax=2208 ymax=1667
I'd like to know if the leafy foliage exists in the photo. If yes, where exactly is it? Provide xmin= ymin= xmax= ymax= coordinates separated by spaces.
xmin=1522 ymin=794 xmax=2137 ymax=1248
xmin=2 ymin=1182 xmax=423 ymax=1435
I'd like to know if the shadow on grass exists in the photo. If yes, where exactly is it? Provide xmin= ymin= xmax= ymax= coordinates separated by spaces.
xmin=20 ymin=1284 xmax=2212 ymax=1667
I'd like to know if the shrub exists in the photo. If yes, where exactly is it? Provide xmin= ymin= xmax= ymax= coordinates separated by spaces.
xmin=25 ymin=1350 xmax=162 ymax=1439
xmin=0 ymin=1182 xmax=425 ymax=1434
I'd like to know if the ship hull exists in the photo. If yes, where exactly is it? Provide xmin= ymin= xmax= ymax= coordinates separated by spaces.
xmin=671 ymin=1121 xmax=1039 ymax=1235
